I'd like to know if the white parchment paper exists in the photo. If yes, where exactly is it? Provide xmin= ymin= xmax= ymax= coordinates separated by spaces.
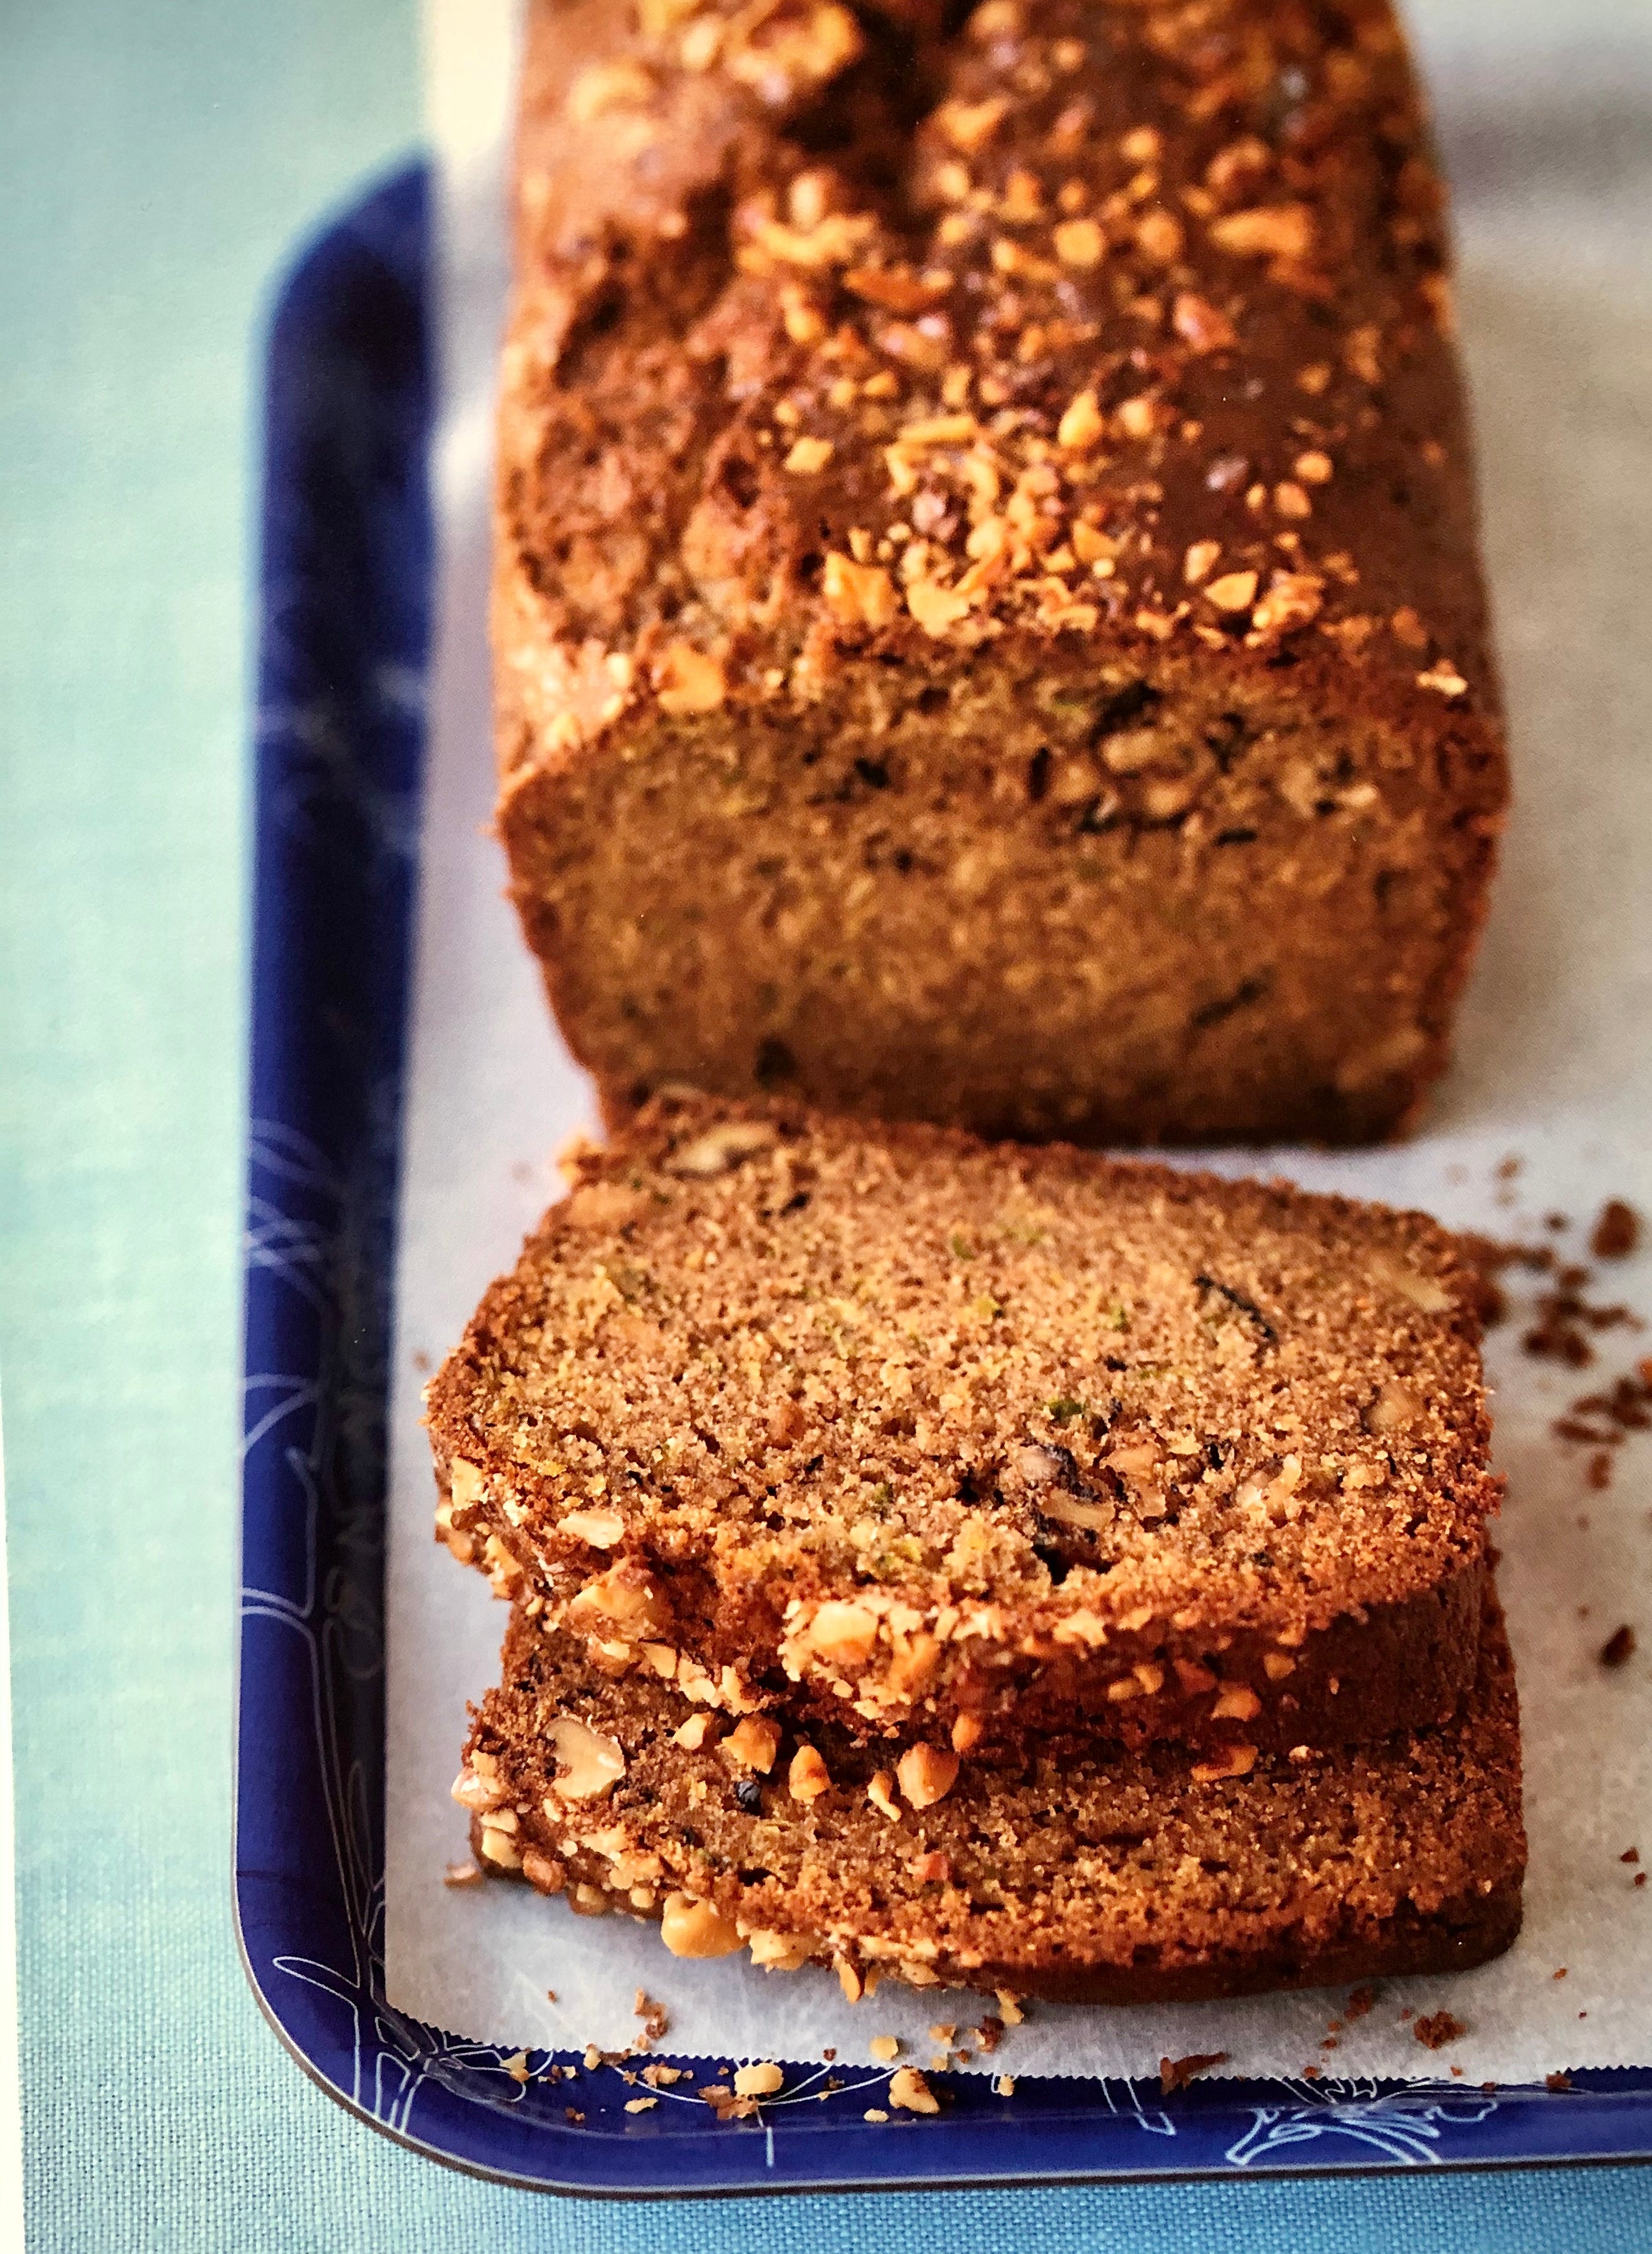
xmin=385 ymin=0 xmax=1652 ymax=2081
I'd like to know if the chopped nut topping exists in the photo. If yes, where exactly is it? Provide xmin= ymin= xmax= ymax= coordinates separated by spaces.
xmin=1204 ymin=569 xmax=1258 ymax=614
xmin=547 ymin=1716 xmax=627 ymax=1800
xmin=521 ymin=1848 xmax=566 ymax=1895
xmin=889 ymin=2066 xmax=940 ymax=2114
xmin=448 ymin=1459 xmax=485 ymax=1511
xmin=1053 ymin=217 xmax=1103 ymax=268
xmin=788 ymin=1743 xmax=832 ymax=1801
xmin=559 ymin=1507 xmax=624 ymax=1549
xmin=822 ymin=551 xmax=898 ymax=631
xmin=673 ymin=1711 xmax=717 ymax=1750
xmin=1135 ymin=208 xmax=1184 ymax=264
xmin=1273 ymin=481 xmax=1312 ymax=518
xmin=1209 ymin=204 xmax=1315 ymax=261
xmin=733 ymin=2060 xmax=785 ymax=2097
xmin=867 ymin=1770 xmax=901 ymax=1820
xmin=1056 ymin=389 xmax=1105 ymax=452
xmin=805 ymin=1599 xmax=880 ymax=1667
xmin=868 ymin=2034 xmax=901 ymax=2062
xmin=936 ymin=95 xmax=1009 ymax=152
xmin=1211 ymin=1682 xmax=1261 ymax=1722
xmin=659 ymin=1891 xmax=743 ymax=1959
xmin=1249 ymin=571 xmax=1324 ymax=635
xmin=569 ymin=1561 xmax=672 ymax=1638
xmin=907 ymin=577 xmax=973 ymax=637
xmin=1171 ymin=292 xmax=1236 ymax=354
xmin=896 ymin=1742 xmax=961 ymax=1808
xmin=1416 ymin=662 xmax=1467 ymax=698
xmin=1192 ymin=1741 xmax=1259 ymax=1782
xmin=950 ymin=1712 xmax=984 ymax=1754
xmin=1294 ymin=449 xmax=1334 ymax=484
xmin=566 ymin=59 xmax=656 ymax=123
xmin=783 ymin=435 xmax=834 ymax=475
xmin=1183 ymin=540 xmax=1221 ymax=585
xmin=721 ymin=1715 xmax=782 ymax=1772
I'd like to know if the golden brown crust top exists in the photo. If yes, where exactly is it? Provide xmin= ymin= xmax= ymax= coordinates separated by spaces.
xmin=497 ymin=0 xmax=1495 ymax=771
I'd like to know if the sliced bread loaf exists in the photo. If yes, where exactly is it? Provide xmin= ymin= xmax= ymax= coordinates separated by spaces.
xmin=460 ymin=1594 xmax=1524 ymax=2008
xmin=428 ymin=1093 xmax=1497 ymax=1759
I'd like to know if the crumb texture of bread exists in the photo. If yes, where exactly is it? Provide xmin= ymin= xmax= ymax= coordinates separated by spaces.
xmin=428 ymin=1093 xmax=1497 ymax=1754
xmin=462 ymin=1593 xmax=1526 ymax=2006
xmin=493 ymin=0 xmax=1506 ymax=1147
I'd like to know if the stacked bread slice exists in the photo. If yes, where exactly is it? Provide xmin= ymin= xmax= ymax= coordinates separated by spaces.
xmin=429 ymin=1093 xmax=1524 ymax=2005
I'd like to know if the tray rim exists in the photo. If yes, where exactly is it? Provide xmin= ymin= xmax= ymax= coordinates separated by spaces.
xmin=233 ymin=155 xmax=1652 ymax=2200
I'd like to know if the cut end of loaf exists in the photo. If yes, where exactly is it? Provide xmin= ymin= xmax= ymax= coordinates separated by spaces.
xmin=502 ymin=635 xmax=1499 ymax=1148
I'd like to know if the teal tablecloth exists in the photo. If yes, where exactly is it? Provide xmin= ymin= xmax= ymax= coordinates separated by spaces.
xmin=4 ymin=1 xmax=1651 ymax=2245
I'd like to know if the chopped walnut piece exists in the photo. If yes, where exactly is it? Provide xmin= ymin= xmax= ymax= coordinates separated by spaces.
xmin=897 ymin=1742 xmax=961 ymax=1808
xmin=822 ymin=552 xmax=898 ymax=631
xmin=1211 ymin=1683 xmax=1261 ymax=1722
xmin=868 ymin=2034 xmax=901 ymax=2063
xmin=559 ymin=1507 xmax=624 ymax=1549
xmin=1273 ymin=480 xmax=1312 ymax=518
xmin=733 ymin=2060 xmax=785 ymax=2097
xmin=936 ymin=95 xmax=1009 ymax=152
xmin=721 ymin=1715 xmax=782 ymax=1772
xmin=1056 ymin=389 xmax=1105 ymax=451
xmin=889 ymin=2067 xmax=940 ymax=2114
xmin=1294 ymin=449 xmax=1334 ymax=484
xmin=1164 ymin=292 xmax=1237 ymax=358
xmin=547 ymin=1715 xmax=627 ymax=1800
xmin=788 ymin=1743 xmax=831 ymax=1801
xmin=907 ymin=577 xmax=973 ymax=636
xmin=659 ymin=1891 xmax=743 ymax=1959
xmin=1209 ymin=204 xmax=1314 ymax=261
xmin=867 ymin=1770 xmax=901 ymax=1820
xmin=1416 ymin=663 xmax=1467 ymax=697
xmin=950 ymin=1712 xmax=984 ymax=1754
xmin=1192 ymin=1741 xmax=1258 ymax=1782
xmin=1053 ymin=217 xmax=1103 ymax=267
xmin=723 ymin=1 xmax=863 ymax=103
xmin=1183 ymin=540 xmax=1221 ymax=585
xmin=783 ymin=435 xmax=834 ymax=475
xmin=1250 ymin=572 xmax=1323 ymax=635
xmin=1204 ymin=569 xmax=1257 ymax=614
xmin=1135 ymin=208 xmax=1184 ymax=264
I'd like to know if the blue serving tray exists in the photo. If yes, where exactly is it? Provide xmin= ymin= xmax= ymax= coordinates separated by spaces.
xmin=234 ymin=159 xmax=1652 ymax=2196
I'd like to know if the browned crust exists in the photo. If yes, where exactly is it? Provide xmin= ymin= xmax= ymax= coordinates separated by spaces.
xmin=491 ymin=0 xmax=1507 ymax=1149
xmin=462 ymin=1593 xmax=1525 ymax=2008
xmin=428 ymin=1092 xmax=1498 ymax=1757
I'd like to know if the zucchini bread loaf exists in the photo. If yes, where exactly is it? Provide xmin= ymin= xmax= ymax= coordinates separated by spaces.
xmin=459 ymin=1593 xmax=1525 ymax=2006
xmin=427 ymin=1093 xmax=1499 ymax=1763
xmin=493 ymin=0 xmax=1505 ymax=1147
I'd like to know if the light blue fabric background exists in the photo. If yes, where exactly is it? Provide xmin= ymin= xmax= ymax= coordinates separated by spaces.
xmin=3 ymin=1 xmax=1651 ymax=2245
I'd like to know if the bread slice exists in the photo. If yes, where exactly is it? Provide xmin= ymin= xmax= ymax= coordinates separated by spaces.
xmin=428 ymin=1093 xmax=1497 ymax=1760
xmin=460 ymin=1595 xmax=1525 ymax=2008
xmin=493 ymin=0 xmax=1505 ymax=1149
